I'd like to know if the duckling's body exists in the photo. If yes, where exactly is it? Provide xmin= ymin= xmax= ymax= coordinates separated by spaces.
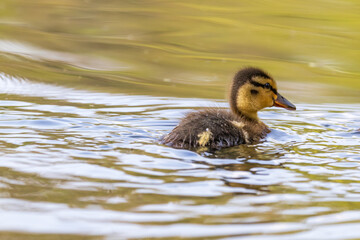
xmin=163 ymin=109 xmax=269 ymax=149
xmin=162 ymin=67 xmax=295 ymax=150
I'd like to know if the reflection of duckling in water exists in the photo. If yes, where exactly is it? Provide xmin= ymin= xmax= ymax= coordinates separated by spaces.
xmin=162 ymin=67 xmax=296 ymax=150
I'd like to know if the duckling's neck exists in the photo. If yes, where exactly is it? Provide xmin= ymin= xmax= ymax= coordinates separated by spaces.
xmin=240 ymin=110 xmax=259 ymax=121
xmin=231 ymin=107 xmax=259 ymax=121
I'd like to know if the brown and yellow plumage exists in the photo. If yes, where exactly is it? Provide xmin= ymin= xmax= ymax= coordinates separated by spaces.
xmin=162 ymin=67 xmax=296 ymax=150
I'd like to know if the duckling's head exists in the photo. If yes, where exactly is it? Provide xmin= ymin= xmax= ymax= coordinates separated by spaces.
xmin=230 ymin=67 xmax=296 ymax=120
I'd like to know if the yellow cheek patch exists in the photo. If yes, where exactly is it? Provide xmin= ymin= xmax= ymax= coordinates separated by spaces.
xmin=197 ymin=128 xmax=212 ymax=146
xmin=236 ymin=83 xmax=255 ymax=109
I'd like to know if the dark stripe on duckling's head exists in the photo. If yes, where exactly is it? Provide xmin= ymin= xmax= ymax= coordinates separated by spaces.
xmin=230 ymin=67 xmax=273 ymax=116
xmin=250 ymin=89 xmax=258 ymax=95
xmin=249 ymin=80 xmax=277 ymax=95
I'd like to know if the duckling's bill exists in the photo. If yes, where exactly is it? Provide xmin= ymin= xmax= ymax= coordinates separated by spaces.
xmin=273 ymin=92 xmax=296 ymax=110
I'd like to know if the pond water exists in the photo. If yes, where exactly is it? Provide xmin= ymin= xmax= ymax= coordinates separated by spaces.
xmin=0 ymin=0 xmax=360 ymax=239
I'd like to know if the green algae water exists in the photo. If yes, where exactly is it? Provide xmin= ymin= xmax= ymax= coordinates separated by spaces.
xmin=0 ymin=0 xmax=359 ymax=239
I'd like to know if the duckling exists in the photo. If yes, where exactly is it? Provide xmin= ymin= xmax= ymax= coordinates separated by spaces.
xmin=162 ymin=67 xmax=296 ymax=150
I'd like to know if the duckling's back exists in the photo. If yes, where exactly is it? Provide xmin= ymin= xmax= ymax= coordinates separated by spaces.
xmin=162 ymin=109 xmax=268 ymax=150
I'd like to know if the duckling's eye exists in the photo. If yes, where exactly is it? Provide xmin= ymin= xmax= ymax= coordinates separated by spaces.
xmin=264 ymin=83 xmax=271 ymax=89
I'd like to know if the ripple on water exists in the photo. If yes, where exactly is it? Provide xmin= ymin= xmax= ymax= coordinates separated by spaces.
xmin=0 ymin=75 xmax=359 ymax=238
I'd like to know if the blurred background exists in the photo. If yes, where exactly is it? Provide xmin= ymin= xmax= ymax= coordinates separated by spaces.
xmin=0 ymin=1 xmax=359 ymax=239
xmin=1 ymin=0 xmax=360 ymax=101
